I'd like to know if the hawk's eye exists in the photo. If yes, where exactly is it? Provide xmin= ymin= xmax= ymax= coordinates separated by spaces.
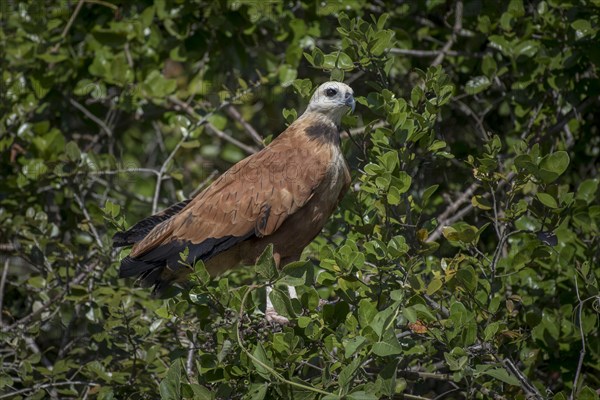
xmin=325 ymin=88 xmax=338 ymax=97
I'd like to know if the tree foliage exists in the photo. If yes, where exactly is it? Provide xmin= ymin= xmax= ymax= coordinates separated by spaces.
xmin=1 ymin=1 xmax=599 ymax=399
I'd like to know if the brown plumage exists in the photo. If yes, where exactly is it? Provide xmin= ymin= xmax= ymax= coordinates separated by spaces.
xmin=113 ymin=82 xmax=355 ymax=294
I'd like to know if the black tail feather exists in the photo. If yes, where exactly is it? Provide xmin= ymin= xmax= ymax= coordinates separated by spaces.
xmin=112 ymin=199 xmax=191 ymax=247
xmin=117 ymin=222 xmax=255 ymax=296
xmin=118 ymin=256 xmax=160 ymax=278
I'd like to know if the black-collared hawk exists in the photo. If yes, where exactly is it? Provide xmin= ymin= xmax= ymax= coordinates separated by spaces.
xmin=113 ymin=82 xmax=355 ymax=295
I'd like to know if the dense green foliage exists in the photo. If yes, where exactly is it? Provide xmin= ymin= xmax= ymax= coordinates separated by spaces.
xmin=1 ymin=1 xmax=599 ymax=399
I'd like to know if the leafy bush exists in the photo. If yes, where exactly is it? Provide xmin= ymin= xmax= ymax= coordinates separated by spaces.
xmin=1 ymin=1 xmax=599 ymax=399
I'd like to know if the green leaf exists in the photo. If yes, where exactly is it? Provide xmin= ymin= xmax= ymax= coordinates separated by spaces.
xmin=344 ymin=336 xmax=367 ymax=358
xmin=280 ymin=261 xmax=312 ymax=286
xmin=483 ymin=367 xmax=520 ymax=386
xmin=488 ymin=35 xmax=512 ymax=56
xmin=471 ymin=195 xmax=492 ymax=210
xmin=576 ymin=179 xmax=598 ymax=204
xmin=370 ymin=30 xmax=395 ymax=56
xmin=159 ymin=360 xmax=182 ymax=400
xmin=537 ymin=192 xmax=558 ymax=209
xmin=376 ymin=359 xmax=398 ymax=396
xmin=394 ymin=172 xmax=412 ymax=194
xmin=337 ymin=52 xmax=354 ymax=70
xmin=372 ymin=339 xmax=402 ymax=356
xmin=256 ymin=244 xmax=278 ymax=281
xmin=292 ymin=79 xmax=313 ymax=97
xmin=269 ymin=287 xmax=295 ymax=319
xmin=465 ymin=76 xmax=491 ymax=95
xmin=421 ymin=184 xmax=439 ymax=207
xmin=572 ymin=19 xmax=596 ymax=39
xmin=142 ymin=70 xmax=177 ymax=98
xmin=279 ymin=64 xmax=297 ymax=87
xmin=456 ymin=265 xmax=477 ymax=292
xmin=252 ymin=343 xmax=273 ymax=380
xmin=338 ymin=357 xmax=362 ymax=391
xmin=484 ymin=322 xmax=500 ymax=341
xmin=426 ymin=277 xmax=443 ymax=295
xmin=482 ymin=55 xmax=497 ymax=77
xmin=578 ymin=386 xmax=600 ymax=400
xmin=515 ymin=40 xmax=539 ymax=57
xmin=347 ymin=391 xmax=378 ymax=400
xmin=246 ymin=383 xmax=268 ymax=400
xmin=538 ymin=151 xmax=570 ymax=183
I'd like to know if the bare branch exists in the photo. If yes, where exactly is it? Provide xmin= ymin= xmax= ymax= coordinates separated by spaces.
xmin=205 ymin=123 xmax=258 ymax=154
xmin=498 ymin=357 xmax=544 ymax=400
xmin=186 ymin=333 xmax=197 ymax=378
xmin=73 ymin=193 xmax=103 ymax=248
xmin=427 ymin=181 xmax=479 ymax=242
xmin=570 ymin=276 xmax=586 ymax=400
xmin=152 ymin=124 xmax=188 ymax=214
xmin=548 ymin=96 xmax=598 ymax=136
xmin=0 ymin=380 xmax=97 ymax=400
xmin=50 ymin=0 xmax=85 ymax=53
xmin=0 ymin=259 xmax=8 ymax=327
xmin=225 ymin=105 xmax=264 ymax=147
xmin=168 ymin=96 xmax=258 ymax=155
xmin=69 ymin=98 xmax=113 ymax=139
xmin=389 ymin=47 xmax=481 ymax=58
xmin=428 ymin=172 xmax=516 ymax=243
xmin=431 ymin=0 xmax=463 ymax=67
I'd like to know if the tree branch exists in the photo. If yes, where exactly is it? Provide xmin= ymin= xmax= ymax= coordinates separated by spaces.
xmin=69 ymin=97 xmax=113 ymax=139
xmin=225 ymin=105 xmax=264 ymax=147
xmin=151 ymin=123 xmax=188 ymax=214
xmin=427 ymin=182 xmax=479 ymax=242
xmin=431 ymin=0 xmax=463 ymax=67
xmin=0 ymin=380 xmax=97 ymax=400
xmin=0 ymin=259 xmax=9 ymax=327
xmin=168 ymin=96 xmax=258 ymax=155
xmin=570 ymin=276 xmax=586 ymax=400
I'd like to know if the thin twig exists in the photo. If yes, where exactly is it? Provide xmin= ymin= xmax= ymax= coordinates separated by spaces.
xmin=24 ymin=336 xmax=52 ymax=368
xmin=389 ymin=48 xmax=481 ymax=58
xmin=427 ymin=182 xmax=479 ymax=242
xmin=50 ymin=0 xmax=85 ymax=53
xmin=431 ymin=0 xmax=463 ymax=67
xmin=497 ymin=357 xmax=543 ymax=400
xmin=570 ymin=276 xmax=586 ymax=400
xmin=548 ymin=96 xmax=597 ymax=136
xmin=88 ymin=168 xmax=160 ymax=177
xmin=186 ymin=333 xmax=196 ymax=378
xmin=189 ymin=170 xmax=219 ymax=197
xmin=73 ymin=193 xmax=103 ymax=248
xmin=225 ymin=105 xmax=264 ymax=147
xmin=0 ymin=259 xmax=9 ymax=327
xmin=0 ymin=381 xmax=97 ymax=400
xmin=152 ymin=125 xmax=188 ymax=214
xmin=341 ymin=120 xmax=387 ymax=139
xmin=428 ymin=172 xmax=516 ymax=243
xmin=205 ymin=123 xmax=258 ymax=154
xmin=168 ymin=96 xmax=258 ymax=154
xmin=69 ymin=98 xmax=113 ymax=138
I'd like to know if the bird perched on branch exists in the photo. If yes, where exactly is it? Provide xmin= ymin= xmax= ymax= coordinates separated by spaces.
xmin=113 ymin=81 xmax=355 ymax=299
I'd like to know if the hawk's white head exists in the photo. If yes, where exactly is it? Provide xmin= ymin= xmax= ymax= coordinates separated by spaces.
xmin=305 ymin=81 xmax=355 ymax=126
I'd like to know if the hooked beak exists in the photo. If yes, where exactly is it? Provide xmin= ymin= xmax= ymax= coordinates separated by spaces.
xmin=344 ymin=95 xmax=356 ymax=113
